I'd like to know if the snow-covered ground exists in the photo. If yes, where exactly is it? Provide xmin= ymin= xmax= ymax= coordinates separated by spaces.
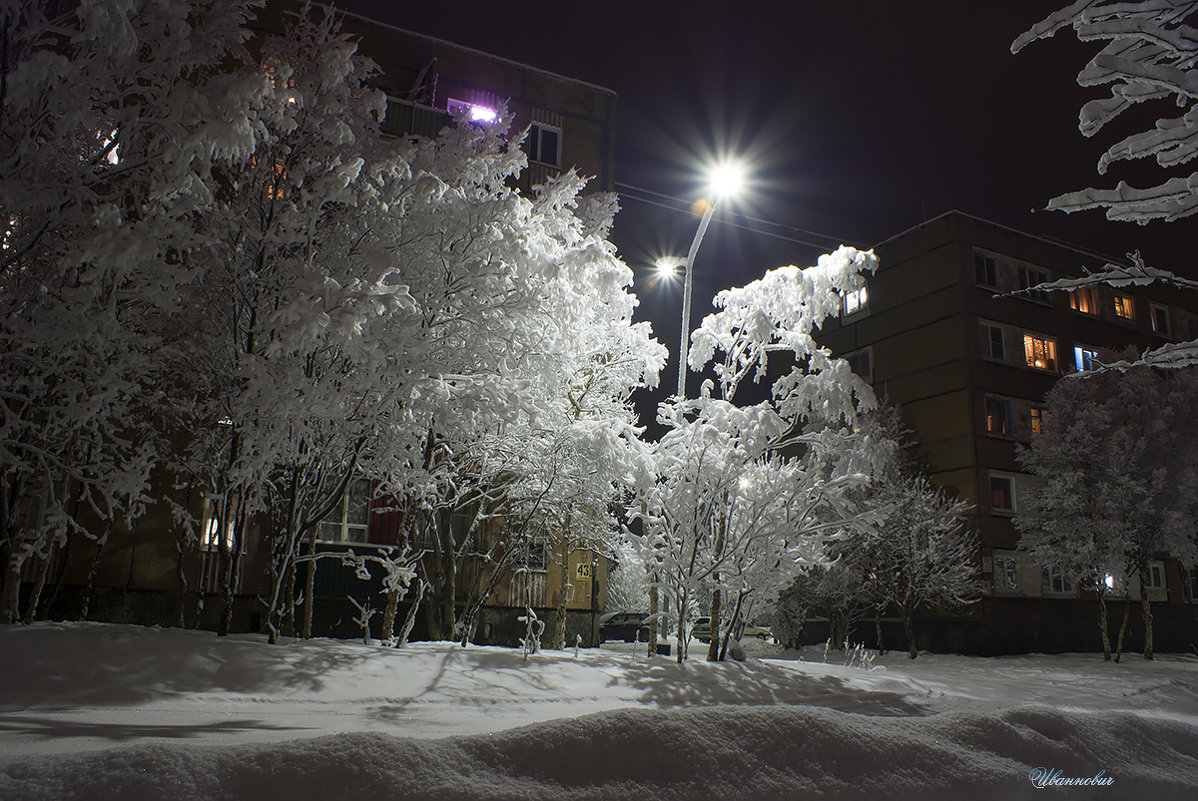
xmin=1 ymin=623 xmax=1196 ymax=799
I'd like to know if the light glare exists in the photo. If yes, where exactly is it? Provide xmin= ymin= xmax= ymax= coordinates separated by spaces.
xmin=708 ymin=161 xmax=745 ymax=199
xmin=655 ymin=257 xmax=683 ymax=278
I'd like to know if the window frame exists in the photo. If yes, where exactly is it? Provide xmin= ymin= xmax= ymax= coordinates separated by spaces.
xmin=988 ymin=472 xmax=1017 ymax=515
xmin=1029 ymin=405 xmax=1048 ymax=435
xmin=973 ymin=251 xmax=998 ymax=288
xmin=1073 ymin=345 xmax=1099 ymax=373
xmin=979 ymin=321 xmax=1005 ymax=362
xmin=984 ymin=395 xmax=1012 ymax=437
xmin=1069 ymin=286 xmax=1099 ymax=316
xmin=1017 ymin=265 xmax=1051 ymax=304
xmin=316 ymin=476 xmax=372 ymax=544
xmin=528 ymin=122 xmax=563 ymax=167
xmin=1150 ymin=302 xmax=1171 ymax=337
xmin=991 ymin=550 xmax=1021 ymax=595
xmin=1042 ymin=565 xmax=1075 ymax=596
xmin=1144 ymin=560 xmax=1166 ymax=591
xmin=843 ymin=285 xmax=868 ymax=317
xmin=1023 ymin=332 xmax=1059 ymax=373
xmin=844 ymin=346 xmax=873 ymax=383
xmin=1113 ymin=293 xmax=1135 ymax=321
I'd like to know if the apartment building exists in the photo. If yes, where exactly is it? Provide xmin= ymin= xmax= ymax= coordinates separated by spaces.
xmin=819 ymin=211 xmax=1198 ymax=654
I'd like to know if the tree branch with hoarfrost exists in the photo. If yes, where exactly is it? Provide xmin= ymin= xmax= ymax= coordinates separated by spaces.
xmin=1012 ymin=1 xmax=1198 ymax=223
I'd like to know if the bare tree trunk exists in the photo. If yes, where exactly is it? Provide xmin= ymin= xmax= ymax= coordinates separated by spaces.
xmin=875 ymin=606 xmax=886 ymax=656
xmin=397 ymin=579 xmax=426 ymax=648
xmin=23 ymin=544 xmax=56 ymax=624
xmin=1114 ymin=597 xmax=1132 ymax=663
xmin=706 ymin=586 xmax=722 ymax=662
xmin=302 ymin=524 xmax=317 ymax=638
xmin=1097 ymin=590 xmax=1112 ymax=661
xmin=554 ymin=525 xmax=570 ymax=650
xmin=0 ymin=550 xmax=25 ymax=625
xmin=282 ymin=554 xmax=296 ymax=637
xmin=80 ymin=524 xmax=111 ymax=621
xmin=646 ymin=581 xmax=659 ymax=658
xmin=902 ymin=603 xmax=917 ymax=660
xmin=676 ymin=592 xmax=688 ymax=664
xmin=1140 ymin=577 xmax=1154 ymax=661
xmin=217 ymin=501 xmax=246 ymax=638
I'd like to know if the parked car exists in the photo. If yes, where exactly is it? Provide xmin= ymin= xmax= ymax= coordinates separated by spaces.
xmin=691 ymin=617 xmax=772 ymax=644
xmin=599 ymin=612 xmax=650 ymax=643
xmin=741 ymin=623 xmax=773 ymax=641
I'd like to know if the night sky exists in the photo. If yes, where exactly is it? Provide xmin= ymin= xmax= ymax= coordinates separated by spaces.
xmin=330 ymin=0 xmax=1193 ymax=415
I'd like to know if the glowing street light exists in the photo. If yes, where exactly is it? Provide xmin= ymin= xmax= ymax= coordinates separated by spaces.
xmin=676 ymin=159 xmax=745 ymax=398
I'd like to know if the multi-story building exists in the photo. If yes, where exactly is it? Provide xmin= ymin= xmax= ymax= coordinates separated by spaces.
xmin=819 ymin=210 xmax=1198 ymax=654
xmin=46 ymin=2 xmax=618 ymax=646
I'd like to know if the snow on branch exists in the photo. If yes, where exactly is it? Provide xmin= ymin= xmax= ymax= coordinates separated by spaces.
xmin=1013 ymin=1 xmax=1198 ymax=224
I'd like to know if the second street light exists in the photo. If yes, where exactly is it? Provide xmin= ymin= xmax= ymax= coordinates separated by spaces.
xmin=672 ymin=160 xmax=745 ymax=399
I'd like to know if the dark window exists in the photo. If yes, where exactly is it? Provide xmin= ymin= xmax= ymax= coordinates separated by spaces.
xmin=529 ymin=123 xmax=562 ymax=167
xmin=1018 ymin=265 xmax=1050 ymax=303
xmin=974 ymin=252 xmax=997 ymax=287
xmin=1151 ymin=304 xmax=1170 ymax=336
xmin=980 ymin=322 xmax=1004 ymax=360
xmin=990 ymin=475 xmax=1014 ymax=512
xmin=845 ymin=348 xmax=872 ymax=382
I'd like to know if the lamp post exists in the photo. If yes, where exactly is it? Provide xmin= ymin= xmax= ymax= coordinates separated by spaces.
xmin=669 ymin=161 xmax=744 ymax=399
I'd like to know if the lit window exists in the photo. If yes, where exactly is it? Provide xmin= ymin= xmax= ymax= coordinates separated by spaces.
xmin=447 ymin=98 xmax=497 ymax=124
xmin=1113 ymin=294 xmax=1135 ymax=320
xmin=843 ymin=286 xmax=867 ymax=316
xmin=1042 ymin=566 xmax=1074 ymax=595
xmin=844 ymin=348 xmax=872 ymax=382
xmin=1150 ymin=303 xmax=1170 ymax=336
xmin=201 ymin=498 xmax=237 ymax=551
xmin=528 ymin=122 xmax=562 ymax=167
xmin=1023 ymin=334 xmax=1058 ymax=372
xmin=1018 ymin=265 xmax=1050 ymax=303
xmin=1073 ymin=346 xmax=1099 ymax=372
xmin=990 ymin=474 xmax=1015 ymax=513
xmin=993 ymin=552 xmax=1020 ymax=593
xmin=985 ymin=396 xmax=1011 ymax=436
xmin=974 ymin=252 xmax=997 ymax=287
xmin=1070 ymin=286 xmax=1099 ymax=315
xmin=980 ymin=322 xmax=1005 ymax=361
xmin=1030 ymin=406 xmax=1048 ymax=435
xmin=317 ymin=477 xmax=372 ymax=543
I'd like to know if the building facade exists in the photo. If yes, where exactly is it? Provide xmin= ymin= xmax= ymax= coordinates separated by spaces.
xmin=819 ymin=211 xmax=1198 ymax=654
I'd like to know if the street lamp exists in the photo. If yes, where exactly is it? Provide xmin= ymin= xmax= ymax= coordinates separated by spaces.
xmin=676 ymin=160 xmax=745 ymax=398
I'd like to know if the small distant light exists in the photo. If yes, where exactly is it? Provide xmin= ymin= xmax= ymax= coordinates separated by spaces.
xmin=1104 ymin=574 xmax=1116 ymax=590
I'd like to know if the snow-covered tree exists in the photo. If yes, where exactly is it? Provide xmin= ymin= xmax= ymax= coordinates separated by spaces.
xmin=1017 ymin=363 xmax=1198 ymax=660
xmin=631 ymin=246 xmax=891 ymax=662
xmin=868 ymin=475 xmax=978 ymax=660
xmin=0 ymin=0 xmax=259 ymax=624
xmin=355 ymin=131 xmax=664 ymax=643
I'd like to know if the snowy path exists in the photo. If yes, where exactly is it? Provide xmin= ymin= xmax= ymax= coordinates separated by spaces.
xmin=1 ymin=623 xmax=1197 ymax=799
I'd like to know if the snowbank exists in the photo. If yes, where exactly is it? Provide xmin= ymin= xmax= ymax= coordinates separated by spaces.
xmin=1 ymin=623 xmax=1196 ymax=799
